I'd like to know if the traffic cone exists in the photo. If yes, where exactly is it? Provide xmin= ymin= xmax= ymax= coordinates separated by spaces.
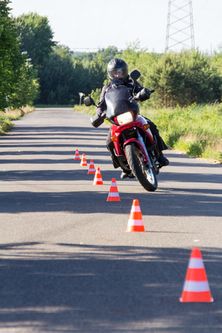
xmin=180 ymin=248 xmax=214 ymax=303
xmin=93 ymin=167 xmax=103 ymax=185
xmin=88 ymin=159 xmax=96 ymax=175
xmin=74 ymin=149 xmax=80 ymax=160
xmin=80 ymin=153 xmax=87 ymax=166
xmin=107 ymin=178 xmax=120 ymax=202
xmin=126 ymin=199 xmax=145 ymax=232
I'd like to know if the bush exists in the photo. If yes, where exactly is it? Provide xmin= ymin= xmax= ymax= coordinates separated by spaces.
xmin=149 ymin=51 xmax=222 ymax=107
xmin=0 ymin=114 xmax=13 ymax=134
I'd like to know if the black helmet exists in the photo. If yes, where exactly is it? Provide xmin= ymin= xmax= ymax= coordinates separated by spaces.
xmin=107 ymin=58 xmax=128 ymax=80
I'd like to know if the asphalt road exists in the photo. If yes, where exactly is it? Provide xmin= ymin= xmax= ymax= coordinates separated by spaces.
xmin=0 ymin=108 xmax=222 ymax=333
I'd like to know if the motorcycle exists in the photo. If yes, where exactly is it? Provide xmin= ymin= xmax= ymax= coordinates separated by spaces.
xmin=84 ymin=70 xmax=160 ymax=192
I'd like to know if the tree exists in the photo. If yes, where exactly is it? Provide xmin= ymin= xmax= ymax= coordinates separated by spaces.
xmin=8 ymin=55 xmax=39 ymax=108
xmin=40 ymin=45 xmax=77 ymax=104
xmin=14 ymin=12 xmax=56 ymax=104
xmin=150 ymin=51 xmax=222 ymax=107
xmin=119 ymin=48 xmax=159 ymax=87
xmin=0 ymin=0 xmax=39 ymax=110
xmin=15 ymin=12 xmax=55 ymax=70
xmin=0 ymin=0 xmax=21 ymax=109
xmin=212 ymin=52 xmax=222 ymax=76
xmin=97 ymin=46 xmax=119 ymax=64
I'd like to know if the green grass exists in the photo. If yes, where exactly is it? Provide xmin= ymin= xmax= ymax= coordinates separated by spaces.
xmin=142 ymin=104 xmax=222 ymax=163
xmin=75 ymin=105 xmax=96 ymax=116
xmin=0 ymin=106 xmax=34 ymax=135
xmin=74 ymin=103 xmax=222 ymax=163
xmin=0 ymin=114 xmax=13 ymax=134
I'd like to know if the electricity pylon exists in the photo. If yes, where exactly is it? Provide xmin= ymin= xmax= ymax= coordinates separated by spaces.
xmin=165 ymin=0 xmax=195 ymax=52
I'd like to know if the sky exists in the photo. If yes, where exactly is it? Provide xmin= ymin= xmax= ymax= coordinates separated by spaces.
xmin=10 ymin=0 xmax=222 ymax=53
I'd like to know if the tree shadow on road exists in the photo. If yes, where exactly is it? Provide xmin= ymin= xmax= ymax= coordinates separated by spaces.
xmin=5 ymin=125 xmax=108 ymax=134
xmin=0 ymin=149 xmax=111 ymax=165
xmin=0 ymin=243 xmax=221 ymax=332
xmin=159 ymin=171 xmax=222 ymax=184
xmin=0 ymin=183 xmax=221 ymax=217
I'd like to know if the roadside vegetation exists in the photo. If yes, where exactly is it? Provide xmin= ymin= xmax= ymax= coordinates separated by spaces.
xmin=0 ymin=1 xmax=38 ymax=134
xmin=0 ymin=106 xmax=34 ymax=134
xmin=143 ymin=104 xmax=222 ymax=163
xmin=1 ymin=1 xmax=222 ymax=163
xmin=0 ymin=1 xmax=39 ymax=112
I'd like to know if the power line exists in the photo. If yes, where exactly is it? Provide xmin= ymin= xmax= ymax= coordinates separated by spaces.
xmin=71 ymin=47 xmax=102 ymax=52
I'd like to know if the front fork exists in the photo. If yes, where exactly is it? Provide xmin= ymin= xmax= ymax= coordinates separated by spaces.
xmin=137 ymin=132 xmax=149 ymax=161
xmin=137 ymin=132 xmax=155 ymax=171
xmin=112 ymin=127 xmax=157 ymax=172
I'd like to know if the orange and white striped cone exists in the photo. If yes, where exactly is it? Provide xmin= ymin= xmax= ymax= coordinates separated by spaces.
xmin=106 ymin=178 xmax=120 ymax=202
xmin=93 ymin=167 xmax=103 ymax=185
xmin=126 ymin=199 xmax=145 ymax=232
xmin=80 ymin=153 xmax=87 ymax=167
xmin=87 ymin=159 xmax=96 ymax=175
xmin=180 ymin=248 xmax=214 ymax=303
xmin=74 ymin=149 xmax=80 ymax=160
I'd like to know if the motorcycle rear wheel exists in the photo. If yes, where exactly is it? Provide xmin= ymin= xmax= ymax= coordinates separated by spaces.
xmin=125 ymin=143 xmax=158 ymax=192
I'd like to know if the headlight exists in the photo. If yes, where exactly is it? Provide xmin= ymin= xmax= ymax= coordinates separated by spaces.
xmin=116 ymin=112 xmax=134 ymax=125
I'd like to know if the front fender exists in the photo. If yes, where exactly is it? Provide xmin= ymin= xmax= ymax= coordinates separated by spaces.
xmin=123 ymin=138 xmax=149 ymax=164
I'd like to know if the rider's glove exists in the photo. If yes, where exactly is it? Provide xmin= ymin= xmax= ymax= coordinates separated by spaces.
xmin=96 ymin=107 xmax=104 ymax=117
xmin=92 ymin=108 xmax=106 ymax=128
xmin=135 ymin=88 xmax=151 ymax=102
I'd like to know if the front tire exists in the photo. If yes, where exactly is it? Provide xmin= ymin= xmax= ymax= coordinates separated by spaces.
xmin=125 ymin=143 xmax=158 ymax=192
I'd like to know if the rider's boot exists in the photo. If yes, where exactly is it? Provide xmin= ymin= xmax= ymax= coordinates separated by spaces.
xmin=120 ymin=171 xmax=135 ymax=179
xmin=158 ymin=152 xmax=169 ymax=167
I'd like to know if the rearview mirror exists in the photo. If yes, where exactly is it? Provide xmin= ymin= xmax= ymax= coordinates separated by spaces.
xmin=84 ymin=96 xmax=95 ymax=107
xmin=130 ymin=69 xmax=141 ymax=81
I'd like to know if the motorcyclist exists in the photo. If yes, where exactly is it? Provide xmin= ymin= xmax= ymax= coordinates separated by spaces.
xmin=96 ymin=58 xmax=169 ymax=179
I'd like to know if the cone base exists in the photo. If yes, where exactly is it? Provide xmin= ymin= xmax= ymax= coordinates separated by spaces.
xmin=180 ymin=291 xmax=214 ymax=303
xmin=127 ymin=225 xmax=145 ymax=232
xmin=93 ymin=181 xmax=103 ymax=185
xmin=88 ymin=171 xmax=95 ymax=175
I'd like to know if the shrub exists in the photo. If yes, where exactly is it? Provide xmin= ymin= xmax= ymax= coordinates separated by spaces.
xmin=149 ymin=51 xmax=222 ymax=107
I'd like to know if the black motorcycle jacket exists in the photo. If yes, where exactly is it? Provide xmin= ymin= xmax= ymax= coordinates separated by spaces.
xmin=96 ymin=76 xmax=150 ymax=117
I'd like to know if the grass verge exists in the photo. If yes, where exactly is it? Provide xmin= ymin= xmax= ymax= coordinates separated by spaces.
xmin=0 ymin=106 xmax=34 ymax=135
xmin=143 ymin=104 xmax=222 ymax=163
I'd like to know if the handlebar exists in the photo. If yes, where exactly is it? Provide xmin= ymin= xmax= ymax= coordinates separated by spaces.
xmin=90 ymin=113 xmax=106 ymax=128
xmin=90 ymin=88 xmax=155 ymax=128
xmin=133 ymin=88 xmax=155 ymax=102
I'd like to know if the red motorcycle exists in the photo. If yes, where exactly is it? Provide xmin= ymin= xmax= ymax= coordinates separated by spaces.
xmin=84 ymin=73 xmax=160 ymax=192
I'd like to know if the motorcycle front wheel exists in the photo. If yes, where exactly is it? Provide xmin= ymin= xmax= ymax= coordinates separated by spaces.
xmin=125 ymin=143 xmax=158 ymax=192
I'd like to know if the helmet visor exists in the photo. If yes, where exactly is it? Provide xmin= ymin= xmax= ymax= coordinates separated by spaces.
xmin=109 ymin=68 xmax=128 ymax=79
